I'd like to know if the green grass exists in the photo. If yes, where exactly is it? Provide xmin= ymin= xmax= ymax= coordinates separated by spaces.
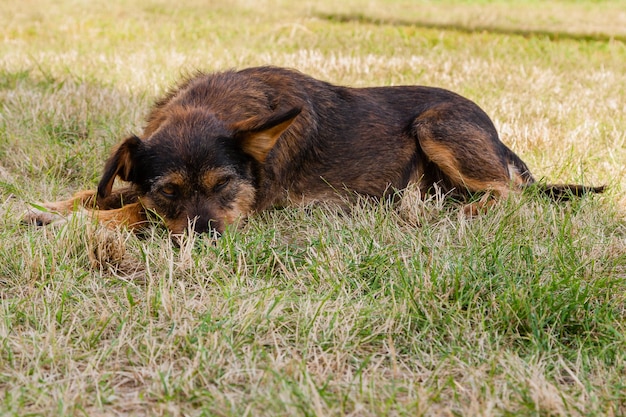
xmin=1 ymin=0 xmax=626 ymax=415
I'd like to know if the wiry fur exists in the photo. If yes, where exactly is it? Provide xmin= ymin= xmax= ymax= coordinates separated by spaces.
xmin=24 ymin=66 xmax=604 ymax=235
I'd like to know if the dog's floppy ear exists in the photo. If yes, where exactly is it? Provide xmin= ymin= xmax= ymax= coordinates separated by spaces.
xmin=232 ymin=107 xmax=301 ymax=163
xmin=97 ymin=135 xmax=142 ymax=199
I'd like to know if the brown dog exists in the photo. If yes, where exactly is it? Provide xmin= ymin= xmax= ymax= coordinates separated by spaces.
xmin=24 ymin=66 xmax=604 ymax=235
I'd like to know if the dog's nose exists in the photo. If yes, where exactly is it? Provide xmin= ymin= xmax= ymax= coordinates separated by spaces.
xmin=191 ymin=216 xmax=211 ymax=233
xmin=191 ymin=216 xmax=221 ymax=236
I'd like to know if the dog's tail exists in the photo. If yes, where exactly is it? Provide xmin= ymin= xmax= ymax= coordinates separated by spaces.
xmin=524 ymin=183 xmax=606 ymax=201
xmin=505 ymin=147 xmax=605 ymax=201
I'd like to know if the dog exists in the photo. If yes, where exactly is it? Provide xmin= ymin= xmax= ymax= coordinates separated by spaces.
xmin=24 ymin=66 xmax=604 ymax=235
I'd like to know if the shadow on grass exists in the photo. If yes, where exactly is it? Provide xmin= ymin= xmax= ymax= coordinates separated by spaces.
xmin=318 ymin=12 xmax=626 ymax=43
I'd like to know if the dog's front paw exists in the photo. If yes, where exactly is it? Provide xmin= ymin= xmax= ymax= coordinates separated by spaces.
xmin=22 ymin=205 xmax=68 ymax=227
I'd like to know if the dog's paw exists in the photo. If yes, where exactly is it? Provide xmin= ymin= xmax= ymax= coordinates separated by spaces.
xmin=22 ymin=205 xmax=68 ymax=227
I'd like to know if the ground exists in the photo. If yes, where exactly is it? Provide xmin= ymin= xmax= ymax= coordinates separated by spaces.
xmin=0 ymin=0 xmax=625 ymax=415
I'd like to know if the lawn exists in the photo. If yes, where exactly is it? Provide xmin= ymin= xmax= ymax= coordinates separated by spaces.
xmin=1 ymin=0 xmax=625 ymax=415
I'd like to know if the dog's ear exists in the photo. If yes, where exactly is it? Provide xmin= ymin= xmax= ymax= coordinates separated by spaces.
xmin=97 ymin=135 xmax=143 ymax=198
xmin=232 ymin=107 xmax=301 ymax=163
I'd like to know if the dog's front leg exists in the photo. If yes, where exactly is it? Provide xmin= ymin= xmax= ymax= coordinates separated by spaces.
xmin=23 ymin=190 xmax=99 ymax=226
xmin=87 ymin=202 xmax=147 ymax=230
xmin=23 ymin=189 xmax=146 ymax=230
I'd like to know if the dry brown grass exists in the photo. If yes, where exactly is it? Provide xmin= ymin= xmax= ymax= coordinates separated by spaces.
xmin=1 ymin=0 xmax=625 ymax=415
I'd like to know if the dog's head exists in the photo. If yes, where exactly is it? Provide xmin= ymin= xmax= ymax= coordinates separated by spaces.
xmin=97 ymin=106 xmax=300 ymax=235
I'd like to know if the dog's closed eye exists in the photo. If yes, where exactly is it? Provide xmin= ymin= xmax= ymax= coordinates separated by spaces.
xmin=213 ymin=177 xmax=231 ymax=192
xmin=160 ymin=185 xmax=178 ymax=199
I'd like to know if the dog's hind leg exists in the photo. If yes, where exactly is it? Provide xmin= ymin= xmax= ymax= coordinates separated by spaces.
xmin=412 ymin=103 xmax=529 ymax=214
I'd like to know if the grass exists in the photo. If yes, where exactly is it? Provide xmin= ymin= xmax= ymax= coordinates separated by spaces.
xmin=1 ymin=0 xmax=625 ymax=415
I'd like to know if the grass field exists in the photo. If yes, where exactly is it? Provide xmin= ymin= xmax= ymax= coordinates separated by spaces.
xmin=1 ymin=0 xmax=625 ymax=415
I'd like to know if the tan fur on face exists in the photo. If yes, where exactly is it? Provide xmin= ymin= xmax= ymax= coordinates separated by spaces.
xmin=200 ymin=168 xmax=234 ymax=189
xmin=220 ymin=181 xmax=256 ymax=225
xmin=140 ymin=170 xmax=258 ymax=235
xmin=153 ymin=171 xmax=187 ymax=191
